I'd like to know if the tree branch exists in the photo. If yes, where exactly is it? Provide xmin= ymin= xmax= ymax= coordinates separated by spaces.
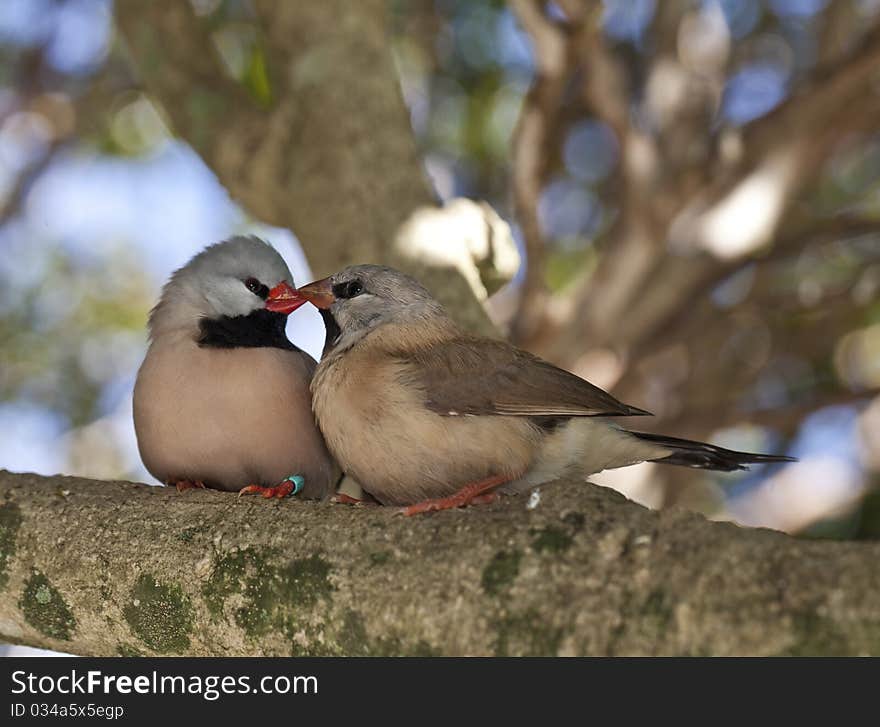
xmin=744 ymin=21 xmax=880 ymax=163
xmin=2 ymin=470 xmax=880 ymax=656
xmin=509 ymin=0 xmax=571 ymax=343
xmin=608 ymin=214 xmax=880 ymax=363
xmin=115 ymin=0 xmax=260 ymax=156
xmin=536 ymin=11 xmax=880 ymax=359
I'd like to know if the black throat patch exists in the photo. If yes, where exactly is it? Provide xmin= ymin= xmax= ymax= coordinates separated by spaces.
xmin=198 ymin=309 xmax=297 ymax=351
xmin=319 ymin=308 xmax=342 ymax=357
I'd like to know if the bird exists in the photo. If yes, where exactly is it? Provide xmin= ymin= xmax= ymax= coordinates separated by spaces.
xmin=267 ymin=264 xmax=795 ymax=515
xmin=133 ymin=235 xmax=340 ymax=499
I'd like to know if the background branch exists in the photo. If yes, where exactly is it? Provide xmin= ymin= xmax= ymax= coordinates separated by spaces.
xmin=509 ymin=0 xmax=570 ymax=342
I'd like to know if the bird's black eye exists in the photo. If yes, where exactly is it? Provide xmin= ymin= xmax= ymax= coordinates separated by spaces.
xmin=244 ymin=277 xmax=269 ymax=299
xmin=332 ymin=279 xmax=364 ymax=299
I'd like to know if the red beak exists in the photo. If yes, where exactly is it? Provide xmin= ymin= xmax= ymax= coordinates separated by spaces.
xmin=265 ymin=281 xmax=307 ymax=314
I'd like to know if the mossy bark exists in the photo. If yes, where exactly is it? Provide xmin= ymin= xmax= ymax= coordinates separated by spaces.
xmin=1 ymin=469 xmax=880 ymax=656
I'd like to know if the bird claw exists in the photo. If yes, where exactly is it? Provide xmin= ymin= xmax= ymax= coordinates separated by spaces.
xmin=238 ymin=480 xmax=294 ymax=499
xmin=400 ymin=476 xmax=507 ymax=516
xmin=238 ymin=474 xmax=305 ymax=499
xmin=238 ymin=482 xmax=292 ymax=499
xmin=400 ymin=496 xmax=461 ymax=516
xmin=331 ymin=493 xmax=365 ymax=505
xmin=173 ymin=480 xmax=206 ymax=493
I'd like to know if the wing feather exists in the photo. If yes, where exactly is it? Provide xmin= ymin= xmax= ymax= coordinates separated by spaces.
xmin=397 ymin=337 xmax=651 ymax=418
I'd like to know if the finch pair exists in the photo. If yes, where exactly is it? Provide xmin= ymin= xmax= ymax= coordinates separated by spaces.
xmin=134 ymin=237 xmax=791 ymax=514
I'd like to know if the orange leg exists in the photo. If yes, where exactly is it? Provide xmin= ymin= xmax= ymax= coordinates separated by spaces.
xmin=331 ymin=493 xmax=376 ymax=506
xmin=173 ymin=480 xmax=205 ymax=493
xmin=238 ymin=480 xmax=295 ymax=499
xmin=401 ymin=474 xmax=509 ymax=516
xmin=238 ymin=474 xmax=304 ymax=499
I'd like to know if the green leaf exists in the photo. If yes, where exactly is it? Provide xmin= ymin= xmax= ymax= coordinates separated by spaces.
xmin=243 ymin=44 xmax=272 ymax=107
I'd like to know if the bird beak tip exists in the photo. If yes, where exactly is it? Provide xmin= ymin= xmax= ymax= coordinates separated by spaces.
xmin=296 ymin=278 xmax=336 ymax=310
xmin=265 ymin=281 xmax=307 ymax=314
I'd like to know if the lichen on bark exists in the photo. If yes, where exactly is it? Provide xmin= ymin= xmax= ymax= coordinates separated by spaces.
xmin=19 ymin=570 xmax=76 ymax=641
xmin=0 ymin=501 xmax=22 ymax=589
xmin=123 ymin=574 xmax=194 ymax=653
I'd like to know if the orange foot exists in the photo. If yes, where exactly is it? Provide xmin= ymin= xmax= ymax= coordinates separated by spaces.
xmin=401 ymin=475 xmax=508 ymax=516
xmin=331 ymin=493 xmax=365 ymax=505
xmin=238 ymin=475 xmax=303 ymax=499
xmin=172 ymin=480 xmax=205 ymax=493
xmin=330 ymin=493 xmax=378 ymax=506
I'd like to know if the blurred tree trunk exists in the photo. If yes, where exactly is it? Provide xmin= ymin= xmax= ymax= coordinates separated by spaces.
xmin=115 ymin=0 xmax=502 ymax=335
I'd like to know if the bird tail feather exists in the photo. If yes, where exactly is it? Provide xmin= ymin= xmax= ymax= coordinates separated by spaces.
xmin=629 ymin=431 xmax=796 ymax=472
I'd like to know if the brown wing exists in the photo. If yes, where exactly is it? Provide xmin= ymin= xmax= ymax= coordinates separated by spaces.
xmin=398 ymin=337 xmax=651 ymax=418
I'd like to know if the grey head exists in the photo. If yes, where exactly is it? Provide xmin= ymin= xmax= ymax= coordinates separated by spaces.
xmin=149 ymin=235 xmax=295 ymax=344
xmin=301 ymin=264 xmax=449 ymax=354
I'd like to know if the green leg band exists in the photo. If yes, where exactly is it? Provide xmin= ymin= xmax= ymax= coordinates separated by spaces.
xmin=284 ymin=475 xmax=305 ymax=495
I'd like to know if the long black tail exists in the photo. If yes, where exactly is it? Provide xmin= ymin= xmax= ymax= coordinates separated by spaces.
xmin=630 ymin=431 xmax=796 ymax=472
